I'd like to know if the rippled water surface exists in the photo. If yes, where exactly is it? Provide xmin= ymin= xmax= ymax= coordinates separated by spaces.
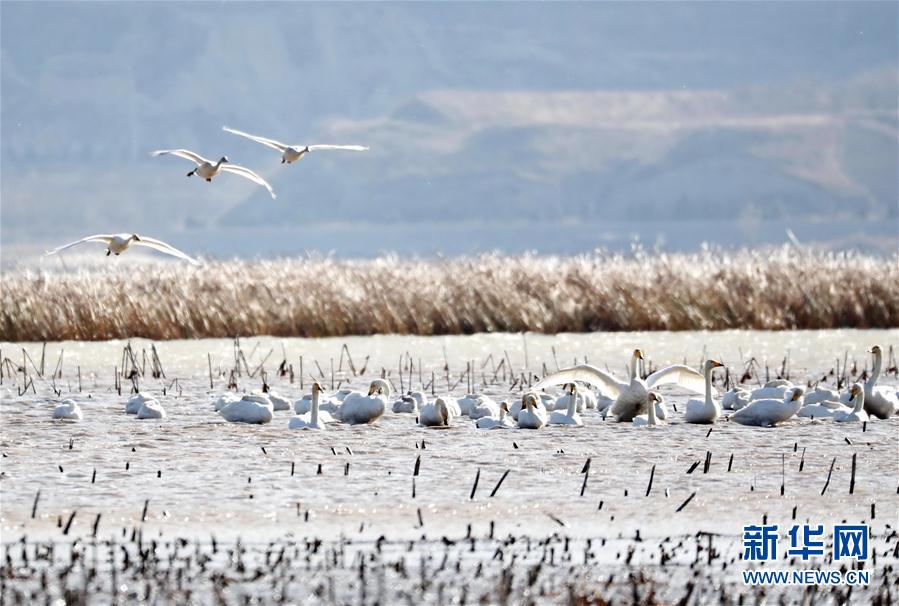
xmin=1 ymin=330 xmax=897 ymax=602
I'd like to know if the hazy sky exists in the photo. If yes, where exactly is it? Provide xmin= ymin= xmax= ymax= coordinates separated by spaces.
xmin=2 ymin=2 xmax=896 ymax=260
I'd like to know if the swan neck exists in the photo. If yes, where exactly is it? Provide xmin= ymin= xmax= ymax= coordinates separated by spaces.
xmin=852 ymin=390 xmax=865 ymax=414
xmin=647 ymin=398 xmax=657 ymax=425
xmin=704 ymin=364 xmax=714 ymax=408
xmin=311 ymin=389 xmax=319 ymax=426
xmin=566 ymin=394 xmax=577 ymax=418
xmin=869 ymin=350 xmax=882 ymax=388
xmin=629 ymin=355 xmax=638 ymax=381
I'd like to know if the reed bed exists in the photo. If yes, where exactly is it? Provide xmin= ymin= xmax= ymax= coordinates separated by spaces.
xmin=2 ymin=247 xmax=897 ymax=341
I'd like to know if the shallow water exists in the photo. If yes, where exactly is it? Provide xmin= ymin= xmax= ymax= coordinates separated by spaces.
xmin=1 ymin=330 xmax=897 ymax=602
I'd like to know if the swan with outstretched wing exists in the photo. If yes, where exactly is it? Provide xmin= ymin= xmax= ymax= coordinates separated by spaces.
xmin=535 ymin=349 xmax=708 ymax=422
xmin=223 ymin=126 xmax=368 ymax=165
xmin=152 ymin=148 xmax=276 ymax=199
xmin=45 ymin=233 xmax=199 ymax=265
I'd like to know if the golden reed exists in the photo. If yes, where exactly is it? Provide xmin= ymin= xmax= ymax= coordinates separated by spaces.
xmin=2 ymin=247 xmax=897 ymax=341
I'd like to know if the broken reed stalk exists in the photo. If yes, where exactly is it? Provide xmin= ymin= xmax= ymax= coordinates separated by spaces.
xmin=849 ymin=453 xmax=857 ymax=495
xmin=645 ymin=464 xmax=655 ymax=497
xmin=470 ymin=469 xmax=480 ymax=500
xmin=490 ymin=470 xmax=510 ymax=498
xmin=821 ymin=457 xmax=837 ymax=495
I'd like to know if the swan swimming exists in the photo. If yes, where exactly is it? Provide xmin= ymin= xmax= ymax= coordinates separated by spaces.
xmin=219 ymin=395 xmax=274 ymax=424
xmin=223 ymin=126 xmax=369 ymax=165
xmin=392 ymin=391 xmax=425 ymax=414
xmin=419 ymin=397 xmax=457 ymax=427
xmin=535 ymin=349 xmax=705 ymax=422
xmin=730 ymin=387 xmax=804 ymax=427
xmin=252 ymin=390 xmax=291 ymax=411
xmin=633 ymin=393 xmax=664 ymax=427
xmin=339 ymin=379 xmax=390 ymax=425
xmin=548 ymin=384 xmax=583 ymax=426
xmin=684 ymin=360 xmax=724 ymax=424
xmin=721 ymin=387 xmax=750 ymax=411
xmin=551 ymin=383 xmax=594 ymax=413
xmin=53 ymin=400 xmax=83 ymax=420
xmin=289 ymin=382 xmax=328 ymax=430
xmin=126 ymin=392 xmax=156 ymax=414
xmin=860 ymin=345 xmax=898 ymax=419
xmin=152 ymin=149 xmax=276 ymax=199
xmin=45 ymin=233 xmax=199 ymax=265
xmin=137 ymin=400 xmax=166 ymax=420
xmin=518 ymin=394 xmax=548 ymax=429
xmin=801 ymin=387 xmax=840 ymax=407
xmin=510 ymin=393 xmax=548 ymax=420
xmin=476 ymin=402 xmax=517 ymax=429
xmin=833 ymin=384 xmax=868 ymax=423
xmin=467 ymin=395 xmax=500 ymax=420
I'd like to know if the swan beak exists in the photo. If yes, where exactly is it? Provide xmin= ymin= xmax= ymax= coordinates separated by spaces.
xmin=711 ymin=360 xmax=723 ymax=368
xmin=634 ymin=349 xmax=643 ymax=360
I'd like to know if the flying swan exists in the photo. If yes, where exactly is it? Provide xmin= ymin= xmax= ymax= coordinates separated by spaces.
xmin=534 ymin=349 xmax=706 ymax=422
xmin=151 ymin=149 xmax=276 ymax=199
xmin=45 ymin=233 xmax=199 ymax=265
xmin=223 ymin=126 xmax=369 ymax=165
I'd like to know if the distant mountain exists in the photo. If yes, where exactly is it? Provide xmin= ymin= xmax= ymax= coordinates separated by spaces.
xmin=1 ymin=2 xmax=896 ymax=255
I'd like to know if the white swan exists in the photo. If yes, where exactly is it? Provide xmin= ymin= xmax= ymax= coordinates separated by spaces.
xmin=468 ymin=395 xmax=500 ymax=420
xmin=45 ymin=233 xmax=199 ymax=264
xmin=339 ymin=379 xmax=389 ymax=425
xmin=797 ymin=398 xmax=849 ymax=419
xmin=518 ymin=394 xmax=548 ymax=429
xmin=510 ymin=393 xmax=548 ymax=420
xmin=392 ymin=391 xmax=425 ymax=414
xmin=213 ymin=393 xmax=241 ymax=412
xmin=137 ymin=400 xmax=166 ymax=420
xmin=731 ymin=387 xmax=804 ymax=427
xmin=861 ymin=345 xmax=898 ymax=419
xmin=53 ymin=400 xmax=83 ymax=420
xmin=548 ymin=384 xmax=583 ymax=426
xmin=552 ymin=383 xmax=593 ymax=413
xmin=833 ymin=384 xmax=868 ymax=423
xmin=535 ymin=349 xmax=706 ymax=422
xmin=126 ymin=392 xmax=155 ymax=414
xmin=219 ymin=395 xmax=274 ymax=424
xmin=633 ymin=393 xmax=664 ymax=427
xmin=289 ymin=382 xmax=328 ymax=430
xmin=476 ymin=402 xmax=516 ymax=429
xmin=684 ymin=360 xmax=724 ymax=424
xmin=721 ymin=387 xmax=750 ymax=411
xmin=748 ymin=386 xmax=793 ymax=402
xmin=419 ymin=397 xmax=457 ymax=427
xmin=223 ymin=126 xmax=369 ymax=165
xmin=802 ymin=386 xmax=841 ymax=407
xmin=152 ymin=149 xmax=276 ymax=199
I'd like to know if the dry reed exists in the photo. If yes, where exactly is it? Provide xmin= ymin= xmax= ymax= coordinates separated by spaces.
xmin=2 ymin=247 xmax=897 ymax=341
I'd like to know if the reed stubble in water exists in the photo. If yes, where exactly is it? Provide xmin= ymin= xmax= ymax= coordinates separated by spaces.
xmin=3 ymin=248 xmax=898 ymax=341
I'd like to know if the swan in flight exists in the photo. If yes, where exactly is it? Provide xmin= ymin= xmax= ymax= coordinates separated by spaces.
xmin=476 ymin=402 xmax=517 ymax=429
xmin=535 ymin=349 xmax=705 ymax=422
xmin=339 ymin=379 xmax=390 ymax=425
xmin=684 ymin=360 xmax=724 ymax=424
xmin=860 ymin=345 xmax=898 ymax=419
xmin=419 ymin=397 xmax=457 ymax=427
xmin=730 ymin=387 xmax=803 ymax=427
xmin=289 ymin=382 xmax=328 ymax=430
xmin=53 ymin=400 xmax=83 ymax=420
xmin=152 ymin=149 xmax=276 ymax=199
xmin=222 ymin=126 xmax=369 ymax=165
xmin=219 ymin=395 xmax=274 ymax=424
xmin=45 ymin=233 xmax=199 ymax=265
xmin=518 ymin=393 xmax=548 ymax=429
xmin=548 ymin=384 xmax=583 ymax=426
xmin=633 ymin=393 xmax=665 ymax=427
xmin=833 ymin=384 xmax=868 ymax=423
xmin=137 ymin=400 xmax=166 ymax=420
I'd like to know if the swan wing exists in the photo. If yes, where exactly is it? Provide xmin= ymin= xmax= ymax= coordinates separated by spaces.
xmin=534 ymin=364 xmax=626 ymax=399
xmin=45 ymin=234 xmax=114 ymax=256
xmin=134 ymin=236 xmax=200 ymax=265
xmin=646 ymin=364 xmax=709 ymax=395
xmin=222 ymin=127 xmax=289 ymax=152
xmin=219 ymin=164 xmax=277 ymax=199
xmin=151 ymin=149 xmax=207 ymax=165
xmin=306 ymin=144 xmax=370 ymax=152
